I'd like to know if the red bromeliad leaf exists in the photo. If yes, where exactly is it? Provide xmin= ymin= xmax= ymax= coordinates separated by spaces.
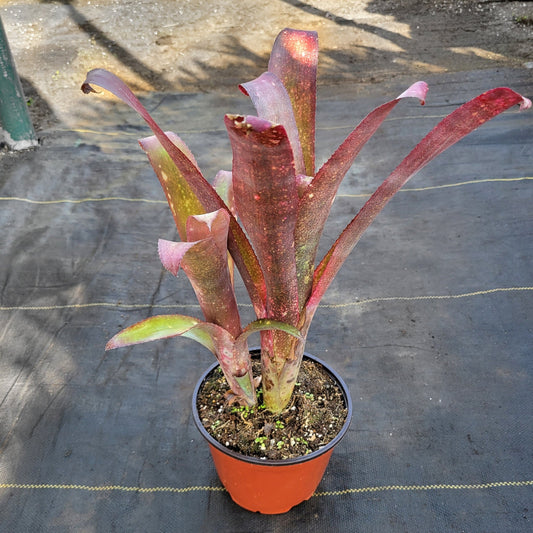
xmin=240 ymin=72 xmax=305 ymax=175
xmin=140 ymin=133 xmax=205 ymax=239
xmin=82 ymin=69 xmax=211 ymax=205
xmin=295 ymin=82 xmax=428 ymax=306
xmin=212 ymin=170 xmax=236 ymax=215
xmin=296 ymin=174 xmax=313 ymax=197
xmin=105 ymin=314 xmax=221 ymax=353
xmin=234 ymin=318 xmax=303 ymax=354
xmin=186 ymin=208 xmax=237 ymax=289
xmin=307 ymin=87 xmax=532 ymax=317
xmin=106 ymin=314 xmax=256 ymax=405
xmin=268 ymin=28 xmax=318 ymax=176
xmin=225 ymin=114 xmax=300 ymax=325
xmin=212 ymin=171 xmax=236 ymax=286
xmin=82 ymin=68 xmax=267 ymax=317
xmin=158 ymin=239 xmax=195 ymax=276
xmin=186 ymin=209 xmax=230 ymax=254
xmin=158 ymin=210 xmax=242 ymax=338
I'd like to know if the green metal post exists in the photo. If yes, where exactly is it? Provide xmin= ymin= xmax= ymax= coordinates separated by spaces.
xmin=0 ymin=15 xmax=37 ymax=150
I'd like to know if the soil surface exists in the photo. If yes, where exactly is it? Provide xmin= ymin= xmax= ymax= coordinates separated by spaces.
xmin=196 ymin=358 xmax=348 ymax=460
xmin=1 ymin=0 xmax=532 ymax=132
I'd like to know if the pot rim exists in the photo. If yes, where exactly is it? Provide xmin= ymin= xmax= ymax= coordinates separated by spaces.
xmin=192 ymin=349 xmax=353 ymax=466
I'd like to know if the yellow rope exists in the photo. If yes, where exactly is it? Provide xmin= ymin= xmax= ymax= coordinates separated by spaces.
xmin=0 ymin=196 xmax=166 ymax=205
xmin=0 ymin=302 xmax=202 ymax=311
xmin=67 ymin=128 xmax=139 ymax=137
xmin=66 ymin=126 xmax=227 ymax=136
xmin=0 ymin=177 xmax=530 ymax=205
xmin=0 ymin=287 xmax=530 ymax=312
xmin=314 ymin=480 xmax=533 ymax=497
xmin=321 ymin=286 xmax=533 ymax=309
xmin=1 ymin=479 xmax=531 ymax=496
xmin=1 ymin=287 xmax=531 ymax=312
xmin=0 ymin=483 xmax=224 ymax=493
xmin=338 ymin=176 xmax=533 ymax=198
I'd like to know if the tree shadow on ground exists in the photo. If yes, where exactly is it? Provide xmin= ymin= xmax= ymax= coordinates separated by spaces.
xmin=39 ymin=0 xmax=175 ymax=91
xmin=280 ymin=0 xmax=529 ymax=85
xmin=40 ymin=0 xmax=530 ymax=95
xmin=20 ymin=77 xmax=58 ymax=133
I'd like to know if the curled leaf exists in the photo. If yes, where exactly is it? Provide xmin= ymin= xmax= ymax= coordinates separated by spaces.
xmin=106 ymin=314 xmax=256 ymax=405
xmin=308 ymin=87 xmax=531 ymax=316
xmin=225 ymin=114 xmax=300 ymax=325
xmin=105 ymin=314 xmax=218 ymax=353
xmin=159 ymin=210 xmax=241 ymax=338
xmin=82 ymin=68 xmax=267 ymax=318
xmin=269 ymin=28 xmax=318 ymax=176
xmin=295 ymin=81 xmax=428 ymax=305
xmin=240 ymin=72 xmax=305 ymax=175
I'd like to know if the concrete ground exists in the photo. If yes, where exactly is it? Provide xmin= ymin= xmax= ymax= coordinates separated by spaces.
xmin=0 ymin=0 xmax=532 ymax=133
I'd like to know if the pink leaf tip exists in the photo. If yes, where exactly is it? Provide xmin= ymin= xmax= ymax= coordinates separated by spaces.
xmin=519 ymin=96 xmax=532 ymax=110
xmin=398 ymin=81 xmax=429 ymax=105
xmin=158 ymin=239 xmax=193 ymax=276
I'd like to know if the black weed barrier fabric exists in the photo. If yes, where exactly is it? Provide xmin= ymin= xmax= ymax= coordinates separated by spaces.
xmin=1 ymin=70 xmax=532 ymax=532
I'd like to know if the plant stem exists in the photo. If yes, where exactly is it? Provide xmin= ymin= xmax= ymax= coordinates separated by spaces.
xmin=261 ymin=333 xmax=305 ymax=413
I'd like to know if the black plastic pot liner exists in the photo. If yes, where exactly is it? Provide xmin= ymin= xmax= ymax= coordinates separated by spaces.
xmin=1 ymin=69 xmax=532 ymax=532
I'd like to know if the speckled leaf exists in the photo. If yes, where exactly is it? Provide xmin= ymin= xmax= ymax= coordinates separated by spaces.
xmin=295 ymin=82 xmax=428 ymax=306
xmin=212 ymin=170 xmax=236 ymax=215
xmin=268 ymin=28 xmax=318 ymax=176
xmin=139 ymin=134 xmax=205 ymax=240
xmin=308 ymin=87 xmax=532 ymax=316
xmin=159 ymin=210 xmax=241 ymax=338
xmin=225 ymin=114 xmax=300 ymax=325
xmin=106 ymin=314 xmax=220 ymax=353
xmin=212 ymin=171 xmax=236 ymax=286
xmin=240 ymin=72 xmax=305 ymax=175
xmin=82 ymin=68 xmax=267 ymax=316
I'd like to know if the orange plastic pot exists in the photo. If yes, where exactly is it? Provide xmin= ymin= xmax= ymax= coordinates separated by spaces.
xmin=192 ymin=351 xmax=352 ymax=514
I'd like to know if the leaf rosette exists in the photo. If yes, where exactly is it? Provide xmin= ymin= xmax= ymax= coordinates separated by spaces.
xmin=84 ymin=28 xmax=531 ymax=413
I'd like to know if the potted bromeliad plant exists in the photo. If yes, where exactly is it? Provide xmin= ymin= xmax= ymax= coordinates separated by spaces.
xmin=82 ymin=28 xmax=530 ymax=514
